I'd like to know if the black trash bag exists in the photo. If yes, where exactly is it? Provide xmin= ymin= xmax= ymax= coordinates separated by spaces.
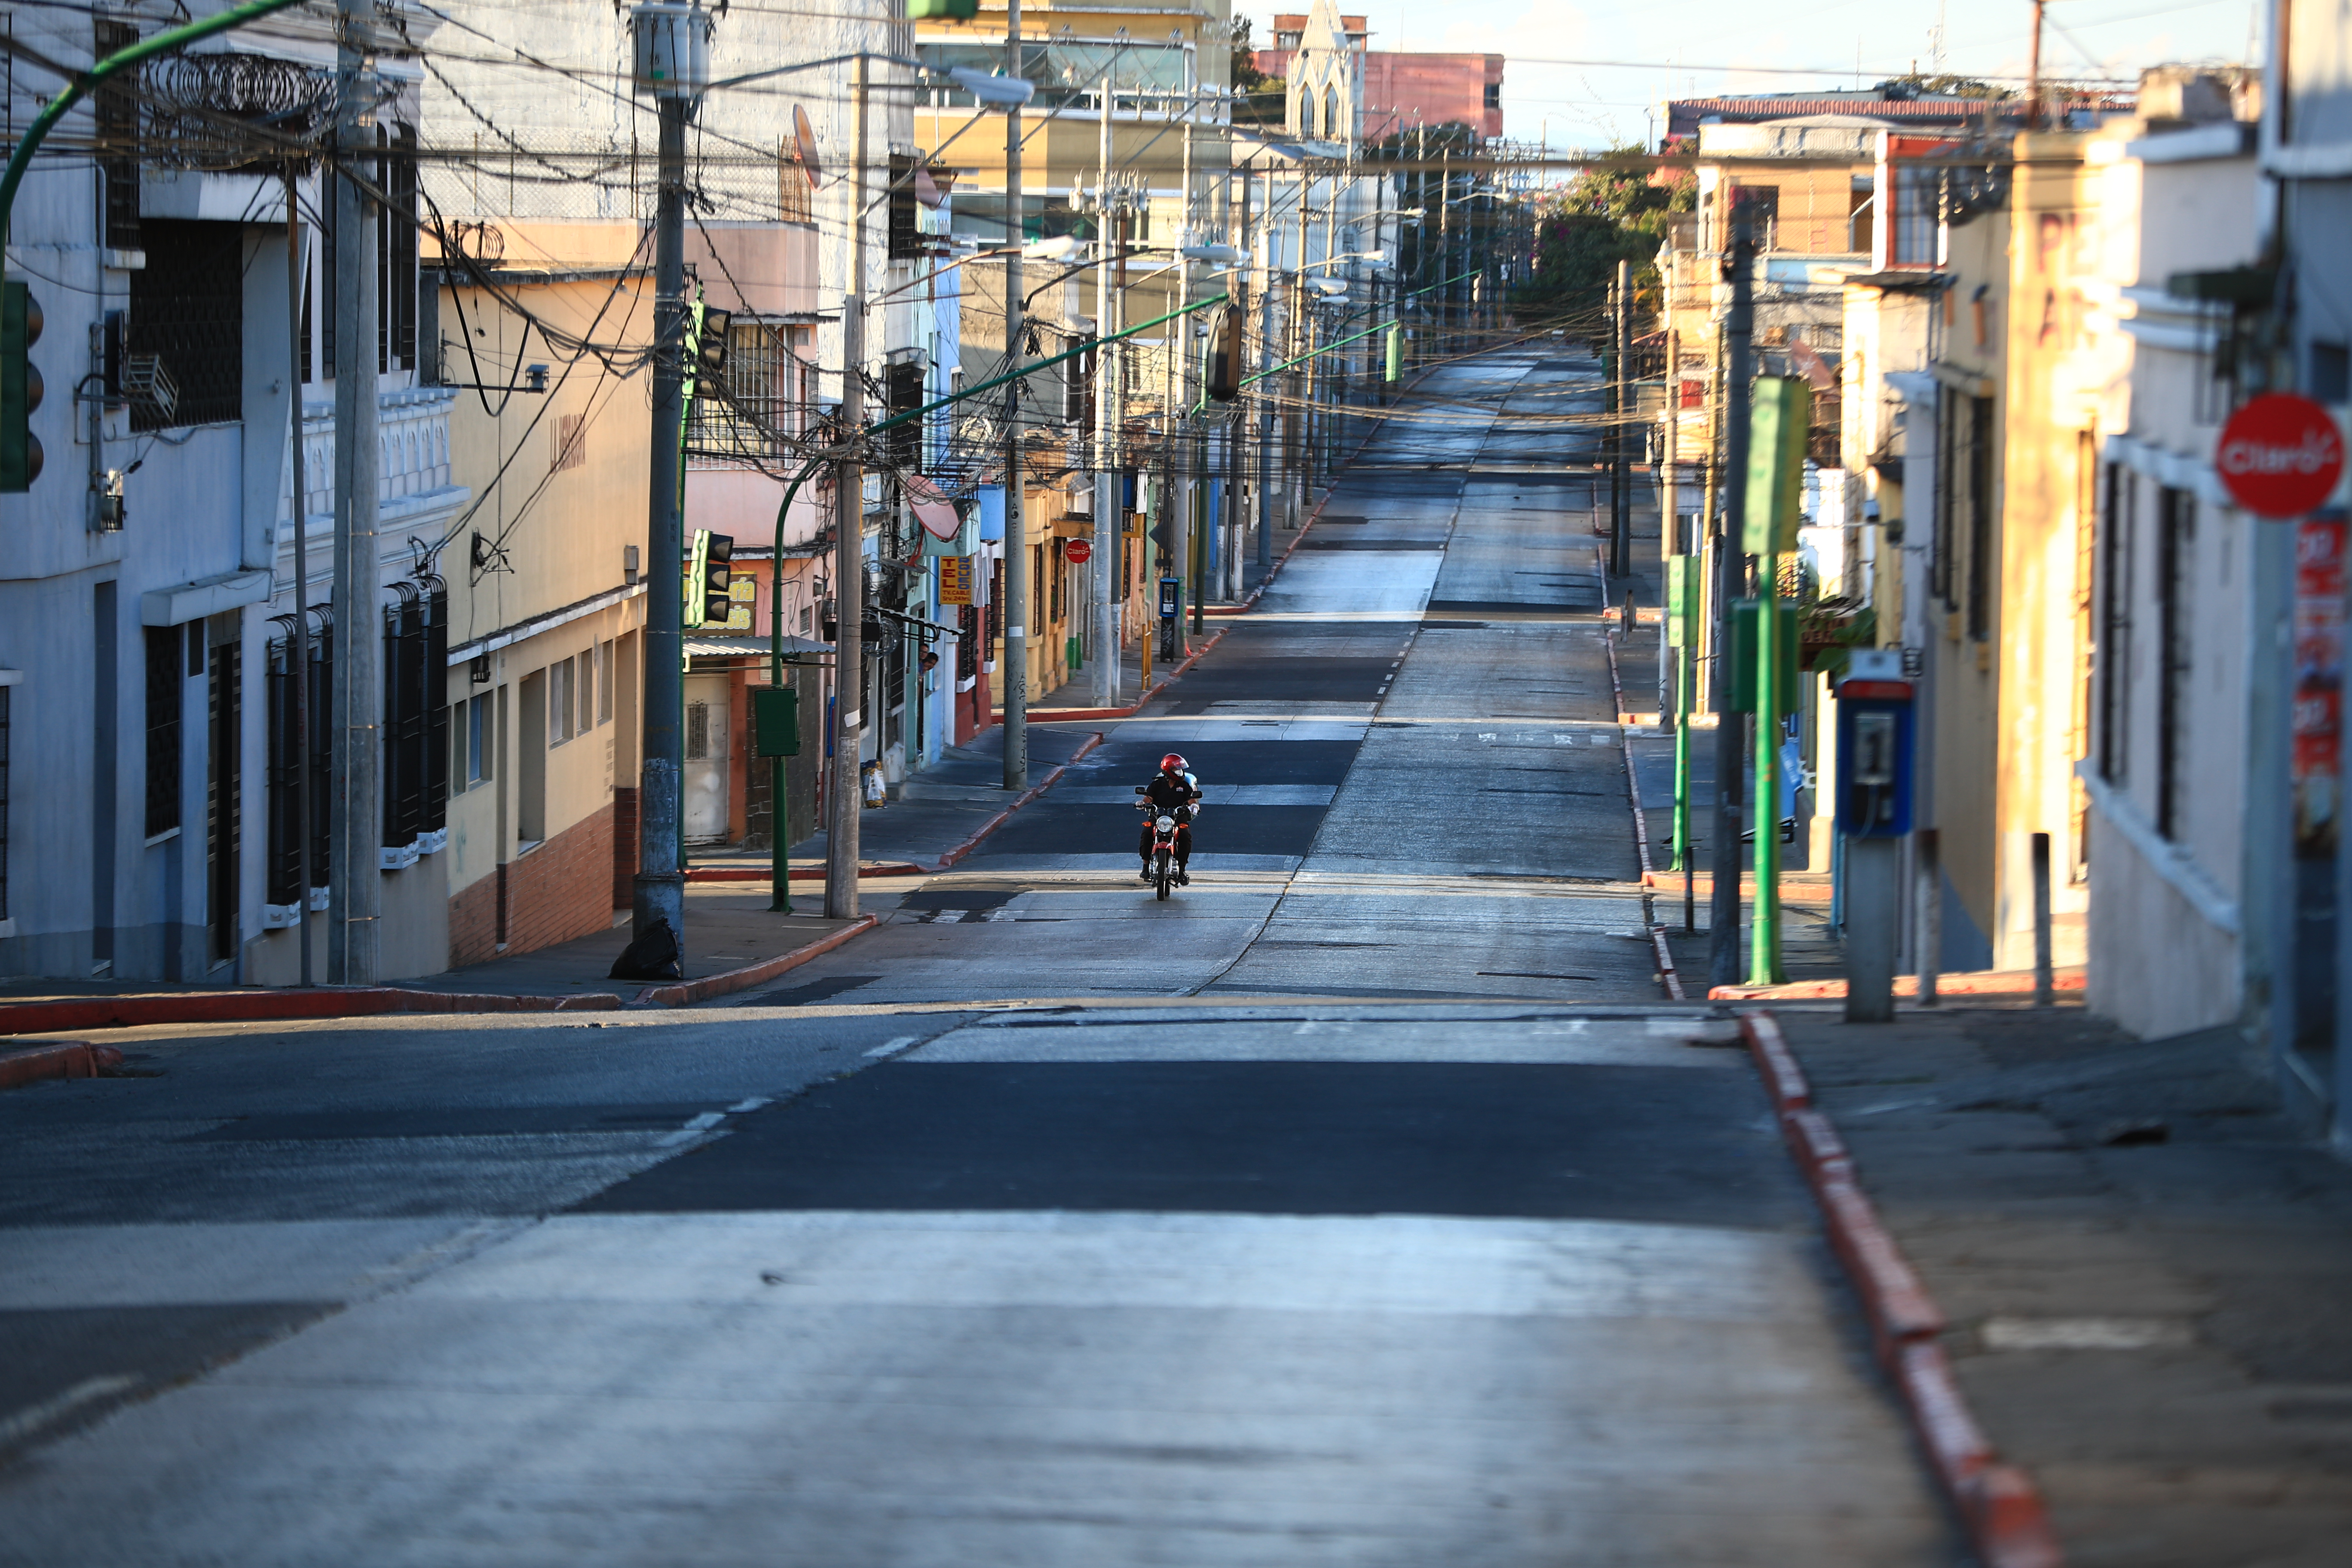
xmin=609 ymin=916 xmax=683 ymax=981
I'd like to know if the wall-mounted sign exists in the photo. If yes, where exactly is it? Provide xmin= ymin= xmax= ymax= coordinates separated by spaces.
xmin=1065 ymin=537 xmax=1093 ymax=565
xmin=2218 ymin=393 xmax=2344 ymax=518
xmin=937 ymin=554 xmax=975 ymax=606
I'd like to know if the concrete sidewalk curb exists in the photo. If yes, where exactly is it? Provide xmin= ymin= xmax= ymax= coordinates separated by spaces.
xmin=1711 ymin=967 xmax=2087 ymax=1001
xmin=0 ymin=985 xmax=622 ymax=1038
xmin=685 ymin=863 xmax=923 ymax=883
xmin=934 ymin=732 xmax=1107 ymax=870
xmin=1738 ymin=1011 xmax=2064 ymax=1568
xmin=634 ymin=915 xmax=882 ymax=1007
xmin=0 ymin=1040 xmax=127 ymax=1090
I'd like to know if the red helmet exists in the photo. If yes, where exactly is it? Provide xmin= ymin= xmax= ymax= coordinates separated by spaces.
xmin=1160 ymin=753 xmax=1187 ymax=774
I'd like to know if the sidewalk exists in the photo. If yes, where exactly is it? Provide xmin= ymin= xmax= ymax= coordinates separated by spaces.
xmin=0 ymin=723 xmax=1104 ymax=1038
xmin=1763 ymin=1001 xmax=2352 ymax=1566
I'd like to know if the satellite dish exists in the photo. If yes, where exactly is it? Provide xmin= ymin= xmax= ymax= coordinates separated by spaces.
xmin=914 ymin=163 xmax=945 ymax=211
xmin=793 ymin=104 xmax=823 ymax=189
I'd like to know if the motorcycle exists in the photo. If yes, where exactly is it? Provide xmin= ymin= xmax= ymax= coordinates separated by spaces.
xmin=1134 ymin=790 xmax=1195 ymax=900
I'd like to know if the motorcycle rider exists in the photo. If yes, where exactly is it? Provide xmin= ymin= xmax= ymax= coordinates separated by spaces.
xmin=1137 ymin=753 xmax=1202 ymax=885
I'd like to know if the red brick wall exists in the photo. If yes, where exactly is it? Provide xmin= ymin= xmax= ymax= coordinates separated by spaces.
xmin=447 ymin=802 xmax=616 ymax=969
xmin=503 ymin=802 xmax=616 ymax=959
xmin=449 ymin=869 xmax=499 ymax=969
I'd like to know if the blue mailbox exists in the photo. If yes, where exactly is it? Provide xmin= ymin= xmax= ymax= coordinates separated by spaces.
xmin=1835 ymin=672 xmax=1915 ymax=838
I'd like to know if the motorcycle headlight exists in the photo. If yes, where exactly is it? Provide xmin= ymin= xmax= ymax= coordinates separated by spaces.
xmin=1156 ymin=815 xmax=1176 ymax=831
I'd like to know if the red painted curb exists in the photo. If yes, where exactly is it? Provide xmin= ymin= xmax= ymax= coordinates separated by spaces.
xmin=1710 ymin=967 xmax=2087 ymax=1001
xmin=684 ymin=863 xmax=922 ymax=883
xmin=636 ymin=914 xmax=881 ymax=1007
xmin=0 ymin=1041 xmax=127 ymax=1090
xmin=1738 ymin=1010 xmax=2065 ymax=1568
xmin=934 ymin=731 xmax=1107 ymax=870
xmin=0 ymin=986 xmax=621 ymax=1037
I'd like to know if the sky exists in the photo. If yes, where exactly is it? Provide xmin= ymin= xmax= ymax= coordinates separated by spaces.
xmin=1240 ymin=0 xmax=2264 ymax=149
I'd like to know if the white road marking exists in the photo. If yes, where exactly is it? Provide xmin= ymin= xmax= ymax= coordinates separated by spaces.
xmin=657 ymin=1111 xmax=729 ymax=1147
xmin=862 ymin=1035 xmax=921 ymax=1057
xmin=725 ymin=1098 xmax=772 ymax=1114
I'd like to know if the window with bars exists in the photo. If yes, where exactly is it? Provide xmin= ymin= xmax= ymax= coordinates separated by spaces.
xmin=552 ymin=413 xmax=586 ymax=472
xmin=129 ymin=221 xmax=245 ymax=430
xmin=95 ymin=19 xmax=140 ymax=254
xmin=2157 ymin=487 xmax=2195 ymax=839
xmin=689 ymin=323 xmax=791 ymax=461
xmin=1892 ymin=165 xmax=1941 ymax=266
xmin=266 ymin=634 xmax=304 ymax=907
xmin=888 ymin=155 xmax=923 ymax=260
xmin=1966 ymin=395 xmax=1994 ymax=641
xmin=319 ymin=122 xmax=419 ymax=378
xmin=145 ymin=627 xmax=183 ymax=838
xmin=382 ymin=583 xmax=448 ymax=850
xmin=2097 ymin=464 xmax=2132 ymax=785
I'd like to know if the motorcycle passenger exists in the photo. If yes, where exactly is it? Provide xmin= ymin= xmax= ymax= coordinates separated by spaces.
xmin=1137 ymin=753 xmax=1202 ymax=885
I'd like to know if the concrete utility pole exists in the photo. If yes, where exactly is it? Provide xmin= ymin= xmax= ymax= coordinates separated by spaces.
xmin=1613 ymin=257 xmax=1633 ymax=578
xmin=827 ymin=54 xmax=870 ymax=917
xmin=1711 ymin=202 xmax=1757 ymax=989
xmin=1092 ymin=74 xmax=1117 ymax=709
xmin=1660 ymin=326 xmax=1678 ymax=728
xmin=285 ymin=168 xmax=313 ymax=988
xmin=1001 ymin=0 xmax=1029 ymax=790
xmin=630 ymin=21 xmax=695 ymax=964
xmin=329 ymin=0 xmax=381 ymax=986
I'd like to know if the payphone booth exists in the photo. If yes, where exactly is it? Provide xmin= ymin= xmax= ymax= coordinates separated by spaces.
xmin=1158 ymin=576 xmax=1182 ymax=661
xmin=1834 ymin=675 xmax=1915 ymax=837
xmin=1834 ymin=661 xmax=1916 ymax=1020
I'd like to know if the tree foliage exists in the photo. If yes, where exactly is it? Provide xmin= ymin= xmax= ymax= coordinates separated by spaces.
xmin=1514 ymin=148 xmax=1695 ymax=327
xmin=1229 ymin=20 xmax=1286 ymax=127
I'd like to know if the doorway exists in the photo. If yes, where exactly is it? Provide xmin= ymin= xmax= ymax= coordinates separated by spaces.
xmin=683 ymin=672 xmax=732 ymax=844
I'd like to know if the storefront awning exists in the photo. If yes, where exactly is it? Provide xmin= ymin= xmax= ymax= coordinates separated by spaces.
xmin=683 ymin=634 xmax=833 ymax=658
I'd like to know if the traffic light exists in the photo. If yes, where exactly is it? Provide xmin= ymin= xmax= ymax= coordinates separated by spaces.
xmin=2 ymin=281 xmax=45 ymax=491
xmin=907 ymin=0 xmax=979 ymax=17
xmin=1201 ymin=303 xmax=1240 ymax=402
xmin=685 ymin=529 xmax=733 ymax=628
xmin=697 ymin=306 xmax=731 ymax=374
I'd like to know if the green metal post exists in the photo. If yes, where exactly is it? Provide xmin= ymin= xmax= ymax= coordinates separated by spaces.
xmin=1751 ymin=564 xmax=1782 ymax=985
xmin=1743 ymin=377 xmax=1807 ymax=987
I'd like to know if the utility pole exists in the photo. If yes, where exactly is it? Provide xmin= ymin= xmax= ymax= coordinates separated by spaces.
xmin=1613 ymin=256 xmax=1632 ymax=578
xmin=1231 ymin=165 xmax=1251 ymax=590
xmin=1092 ymin=73 xmax=1118 ymax=708
xmin=1710 ymin=201 xmax=1757 ymax=989
xmin=284 ymin=168 xmax=313 ymax=988
xmin=627 ymin=6 xmax=699 ymax=968
xmin=1255 ymin=165 xmax=1275 ymax=581
xmin=1001 ymin=0 xmax=1029 ymax=790
xmin=1661 ymin=326 xmax=1678 ymax=729
xmin=329 ymin=0 xmax=380 ymax=986
xmin=827 ymin=54 xmax=870 ymax=917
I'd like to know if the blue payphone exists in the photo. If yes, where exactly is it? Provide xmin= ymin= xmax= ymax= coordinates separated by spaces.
xmin=1835 ymin=660 xmax=1915 ymax=838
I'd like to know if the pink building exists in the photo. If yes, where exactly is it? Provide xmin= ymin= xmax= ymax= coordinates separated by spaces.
xmin=1257 ymin=15 xmax=1504 ymax=143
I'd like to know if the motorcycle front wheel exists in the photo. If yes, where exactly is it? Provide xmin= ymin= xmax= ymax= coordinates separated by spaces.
xmin=1155 ymin=848 xmax=1172 ymax=900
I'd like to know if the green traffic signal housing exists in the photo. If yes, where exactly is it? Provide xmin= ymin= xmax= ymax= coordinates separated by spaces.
xmin=907 ymin=0 xmax=980 ymax=17
xmin=1 ymin=280 xmax=44 ymax=491
xmin=1202 ymin=303 xmax=1240 ymax=402
xmin=686 ymin=529 xmax=735 ymax=628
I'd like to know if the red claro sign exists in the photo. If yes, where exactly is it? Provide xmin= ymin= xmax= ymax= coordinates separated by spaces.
xmin=1064 ymin=537 xmax=1093 ymax=564
xmin=2218 ymin=393 xmax=2346 ymax=518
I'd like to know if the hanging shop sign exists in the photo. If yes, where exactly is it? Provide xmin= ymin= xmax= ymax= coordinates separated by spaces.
xmin=1064 ymin=537 xmax=1093 ymax=565
xmin=937 ymin=554 xmax=975 ymax=606
xmin=2217 ymin=393 xmax=2344 ymax=518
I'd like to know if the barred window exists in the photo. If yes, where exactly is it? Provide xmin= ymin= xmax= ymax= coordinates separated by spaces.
xmin=145 ymin=627 xmax=183 ymax=838
xmin=688 ymin=322 xmax=791 ymax=462
xmin=129 ymin=221 xmax=245 ymax=430
xmin=382 ymin=582 xmax=447 ymax=850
